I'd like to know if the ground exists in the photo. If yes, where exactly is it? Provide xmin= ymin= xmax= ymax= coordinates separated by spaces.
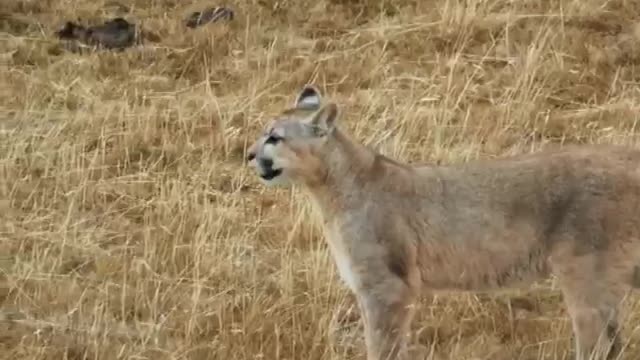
xmin=2 ymin=0 xmax=640 ymax=359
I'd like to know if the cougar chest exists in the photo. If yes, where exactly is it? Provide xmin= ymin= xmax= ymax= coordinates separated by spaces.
xmin=325 ymin=223 xmax=360 ymax=292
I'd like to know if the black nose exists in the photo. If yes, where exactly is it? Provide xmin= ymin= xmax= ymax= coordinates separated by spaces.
xmin=260 ymin=158 xmax=273 ymax=169
xmin=247 ymin=151 xmax=256 ymax=162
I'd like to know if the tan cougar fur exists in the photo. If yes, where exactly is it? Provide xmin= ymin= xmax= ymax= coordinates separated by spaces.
xmin=246 ymin=85 xmax=640 ymax=360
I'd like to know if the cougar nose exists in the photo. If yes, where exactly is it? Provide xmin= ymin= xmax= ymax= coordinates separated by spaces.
xmin=260 ymin=158 xmax=274 ymax=169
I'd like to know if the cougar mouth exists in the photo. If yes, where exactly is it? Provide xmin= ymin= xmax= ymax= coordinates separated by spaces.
xmin=260 ymin=168 xmax=283 ymax=180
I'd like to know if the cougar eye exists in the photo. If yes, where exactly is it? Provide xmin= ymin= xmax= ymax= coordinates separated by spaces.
xmin=265 ymin=134 xmax=283 ymax=145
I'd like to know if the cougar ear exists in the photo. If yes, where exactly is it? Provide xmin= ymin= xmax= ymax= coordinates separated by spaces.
xmin=294 ymin=85 xmax=322 ymax=110
xmin=309 ymin=102 xmax=338 ymax=135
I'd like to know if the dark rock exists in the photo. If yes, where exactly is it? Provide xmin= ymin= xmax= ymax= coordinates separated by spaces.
xmin=55 ymin=17 xmax=136 ymax=50
xmin=185 ymin=6 xmax=234 ymax=28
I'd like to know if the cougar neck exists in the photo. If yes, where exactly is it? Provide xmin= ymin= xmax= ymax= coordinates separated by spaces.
xmin=302 ymin=128 xmax=376 ymax=221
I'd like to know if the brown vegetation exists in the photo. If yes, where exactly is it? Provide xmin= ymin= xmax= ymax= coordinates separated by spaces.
xmin=2 ymin=0 xmax=640 ymax=359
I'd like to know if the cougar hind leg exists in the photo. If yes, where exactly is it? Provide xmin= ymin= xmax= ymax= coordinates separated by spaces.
xmin=550 ymin=250 xmax=630 ymax=360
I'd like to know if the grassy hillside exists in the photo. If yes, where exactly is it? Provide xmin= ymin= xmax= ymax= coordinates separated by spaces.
xmin=2 ymin=0 xmax=640 ymax=359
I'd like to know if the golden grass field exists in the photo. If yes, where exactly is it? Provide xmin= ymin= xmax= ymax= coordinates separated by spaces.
xmin=2 ymin=0 xmax=640 ymax=359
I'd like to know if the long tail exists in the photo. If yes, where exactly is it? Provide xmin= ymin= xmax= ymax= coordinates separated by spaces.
xmin=632 ymin=266 xmax=640 ymax=288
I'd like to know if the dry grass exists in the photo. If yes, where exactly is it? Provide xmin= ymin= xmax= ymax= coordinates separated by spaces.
xmin=2 ymin=0 xmax=640 ymax=359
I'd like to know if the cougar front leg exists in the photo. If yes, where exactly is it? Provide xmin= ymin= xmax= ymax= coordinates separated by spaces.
xmin=358 ymin=279 xmax=416 ymax=360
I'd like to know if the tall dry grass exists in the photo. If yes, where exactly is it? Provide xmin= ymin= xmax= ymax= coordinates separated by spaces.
xmin=2 ymin=0 xmax=640 ymax=359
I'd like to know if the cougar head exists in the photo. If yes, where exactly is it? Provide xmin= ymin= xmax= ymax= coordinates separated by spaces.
xmin=246 ymin=85 xmax=339 ymax=187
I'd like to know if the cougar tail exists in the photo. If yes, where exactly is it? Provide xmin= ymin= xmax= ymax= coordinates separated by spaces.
xmin=632 ymin=266 xmax=640 ymax=288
